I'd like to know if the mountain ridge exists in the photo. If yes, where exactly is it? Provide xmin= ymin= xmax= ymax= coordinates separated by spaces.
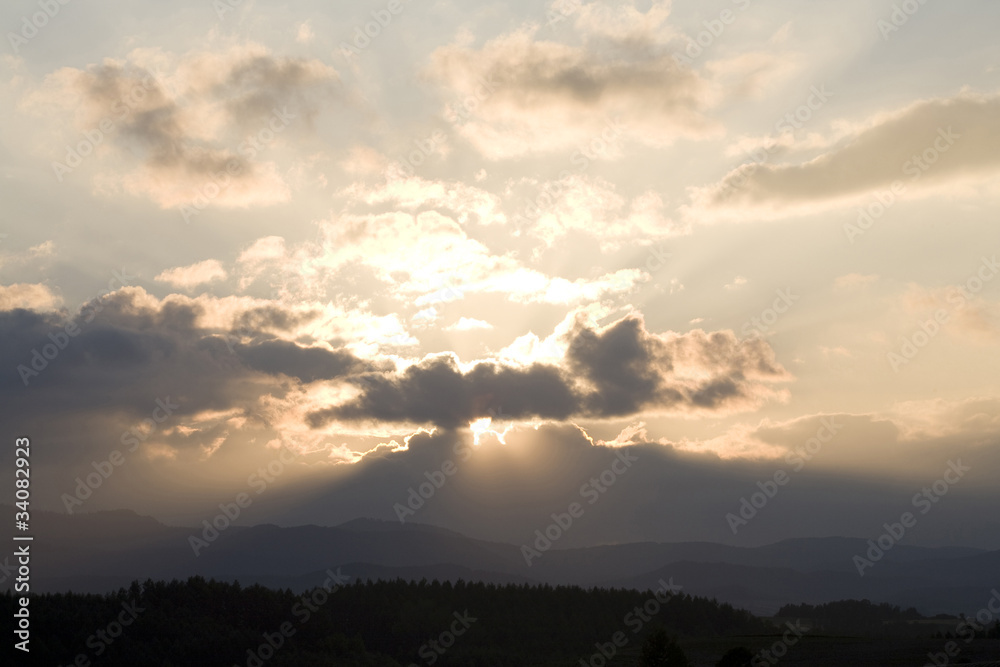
xmin=5 ymin=506 xmax=995 ymax=615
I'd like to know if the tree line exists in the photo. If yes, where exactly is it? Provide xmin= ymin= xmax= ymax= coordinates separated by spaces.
xmin=3 ymin=576 xmax=768 ymax=666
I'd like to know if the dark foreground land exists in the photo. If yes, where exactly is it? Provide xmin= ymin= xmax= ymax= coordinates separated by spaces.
xmin=683 ymin=636 xmax=1000 ymax=666
xmin=5 ymin=578 xmax=999 ymax=666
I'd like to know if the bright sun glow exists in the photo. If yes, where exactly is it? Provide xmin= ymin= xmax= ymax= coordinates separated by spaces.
xmin=469 ymin=417 xmax=512 ymax=445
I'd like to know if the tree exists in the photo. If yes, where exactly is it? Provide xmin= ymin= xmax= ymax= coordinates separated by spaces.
xmin=640 ymin=628 xmax=689 ymax=667
xmin=716 ymin=646 xmax=753 ymax=667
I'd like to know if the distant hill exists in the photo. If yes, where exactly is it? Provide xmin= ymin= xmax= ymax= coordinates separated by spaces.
xmin=4 ymin=507 xmax=996 ymax=615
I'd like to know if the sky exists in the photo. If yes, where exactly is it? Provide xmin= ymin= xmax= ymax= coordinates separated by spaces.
xmin=2 ymin=0 xmax=999 ymax=549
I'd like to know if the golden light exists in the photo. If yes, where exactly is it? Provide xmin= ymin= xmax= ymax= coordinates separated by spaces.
xmin=469 ymin=417 xmax=513 ymax=445
xmin=469 ymin=417 xmax=492 ymax=445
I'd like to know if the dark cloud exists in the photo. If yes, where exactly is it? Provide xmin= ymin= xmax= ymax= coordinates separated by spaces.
xmin=567 ymin=316 xmax=677 ymax=415
xmin=689 ymin=377 xmax=741 ymax=407
xmin=233 ymin=305 xmax=320 ymax=333
xmin=312 ymin=316 xmax=790 ymax=428
xmin=309 ymin=356 xmax=579 ymax=429
xmin=3 ymin=296 xmax=998 ymax=551
xmin=214 ymin=55 xmax=340 ymax=126
xmin=280 ymin=423 xmax=1000 ymax=551
xmin=236 ymin=340 xmax=366 ymax=384
xmin=0 ymin=290 xmax=365 ymax=464
xmin=77 ymin=63 xmax=243 ymax=179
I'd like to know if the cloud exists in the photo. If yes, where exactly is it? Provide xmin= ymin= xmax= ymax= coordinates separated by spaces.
xmin=901 ymin=281 xmax=1000 ymax=343
xmin=340 ymin=172 xmax=505 ymax=226
xmin=232 ymin=209 xmax=648 ymax=307
xmin=819 ymin=345 xmax=852 ymax=358
xmin=0 ymin=283 xmax=62 ymax=311
xmin=0 ymin=240 xmax=56 ymax=271
xmin=339 ymin=145 xmax=389 ymax=176
xmin=889 ymin=396 xmax=1000 ymax=443
xmin=165 ymin=289 xmax=417 ymax=356
xmin=426 ymin=18 xmax=718 ymax=159
xmin=296 ymin=21 xmax=315 ymax=44
xmin=236 ymin=339 xmax=368 ymax=384
xmin=309 ymin=314 xmax=790 ymax=429
xmin=2 ymin=291 xmax=996 ymax=548
xmin=411 ymin=307 xmax=439 ymax=325
xmin=310 ymin=355 xmax=580 ymax=429
xmin=0 ymin=285 xmax=380 ymax=474
xmin=24 ymin=45 xmax=340 ymax=209
xmin=569 ymin=0 xmax=675 ymax=43
xmin=239 ymin=236 xmax=287 ymax=263
xmin=575 ymin=318 xmax=791 ymax=415
xmin=155 ymin=259 xmax=228 ymax=290
xmin=445 ymin=317 xmax=493 ymax=331
xmin=28 ymin=241 xmax=55 ymax=257
xmin=201 ymin=48 xmax=339 ymax=127
xmin=693 ymin=91 xmax=1000 ymax=217
xmin=281 ymin=401 xmax=1000 ymax=548
xmin=512 ymin=174 xmax=687 ymax=249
